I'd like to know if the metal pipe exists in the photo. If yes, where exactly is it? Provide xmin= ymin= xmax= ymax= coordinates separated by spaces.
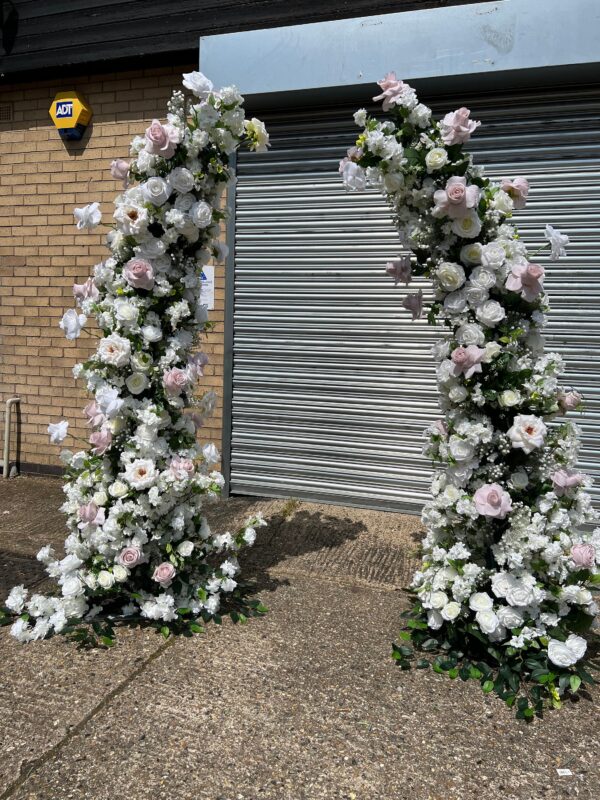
xmin=3 ymin=397 xmax=20 ymax=479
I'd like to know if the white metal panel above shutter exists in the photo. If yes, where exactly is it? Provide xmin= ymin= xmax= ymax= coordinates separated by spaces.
xmin=229 ymin=87 xmax=600 ymax=512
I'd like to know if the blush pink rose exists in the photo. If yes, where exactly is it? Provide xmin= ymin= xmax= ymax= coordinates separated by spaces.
xmin=500 ymin=177 xmax=529 ymax=209
xmin=552 ymin=469 xmax=585 ymax=496
xmin=152 ymin=562 xmax=176 ymax=585
xmin=505 ymin=262 xmax=544 ymax=301
xmin=372 ymin=72 xmax=410 ymax=111
xmin=73 ymin=276 xmax=99 ymax=303
xmin=144 ymin=119 xmax=181 ymax=159
xmin=385 ymin=256 xmax=412 ymax=285
xmin=558 ymin=390 xmax=582 ymax=412
xmin=433 ymin=419 xmax=448 ymax=436
xmin=439 ymin=107 xmax=481 ymax=145
xmin=450 ymin=345 xmax=486 ymax=379
xmin=163 ymin=368 xmax=190 ymax=395
xmin=117 ymin=546 xmax=144 ymax=567
xmin=110 ymin=159 xmax=130 ymax=187
xmin=83 ymin=400 xmax=106 ymax=428
xmin=123 ymin=257 xmax=155 ymax=290
xmin=433 ymin=176 xmax=480 ymax=219
xmin=90 ymin=428 xmax=112 ymax=455
xmin=78 ymin=502 xmax=99 ymax=524
xmin=571 ymin=543 xmax=596 ymax=569
xmin=170 ymin=456 xmax=195 ymax=480
xmin=402 ymin=289 xmax=423 ymax=320
xmin=473 ymin=483 xmax=512 ymax=519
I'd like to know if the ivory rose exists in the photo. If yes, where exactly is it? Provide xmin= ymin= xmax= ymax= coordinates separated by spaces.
xmin=507 ymin=414 xmax=547 ymax=453
xmin=473 ymin=484 xmax=512 ymax=519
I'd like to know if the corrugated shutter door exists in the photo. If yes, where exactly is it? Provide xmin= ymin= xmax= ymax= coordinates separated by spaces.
xmin=230 ymin=87 xmax=600 ymax=512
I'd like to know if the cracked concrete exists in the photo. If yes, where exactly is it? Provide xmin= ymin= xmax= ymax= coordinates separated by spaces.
xmin=0 ymin=476 xmax=599 ymax=800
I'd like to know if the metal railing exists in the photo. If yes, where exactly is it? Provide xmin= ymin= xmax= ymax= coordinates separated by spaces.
xmin=1 ymin=396 xmax=20 ymax=479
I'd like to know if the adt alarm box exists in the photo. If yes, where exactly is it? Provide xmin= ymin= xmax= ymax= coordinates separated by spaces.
xmin=49 ymin=92 xmax=92 ymax=141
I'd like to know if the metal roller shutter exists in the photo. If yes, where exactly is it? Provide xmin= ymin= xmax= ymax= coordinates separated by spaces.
xmin=228 ymin=86 xmax=600 ymax=512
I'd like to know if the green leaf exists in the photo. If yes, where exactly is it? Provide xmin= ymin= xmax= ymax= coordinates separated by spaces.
xmin=421 ymin=638 xmax=439 ymax=651
xmin=448 ymin=667 xmax=459 ymax=679
xmin=160 ymin=626 xmax=170 ymax=639
xmin=101 ymin=635 xmax=115 ymax=647
xmin=482 ymin=680 xmax=494 ymax=693
xmin=570 ymin=674 xmax=582 ymax=693
xmin=189 ymin=623 xmax=203 ymax=634
xmin=398 ymin=631 xmax=412 ymax=642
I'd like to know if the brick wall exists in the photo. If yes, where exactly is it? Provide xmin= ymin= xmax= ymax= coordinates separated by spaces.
xmin=0 ymin=63 xmax=227 ymax=473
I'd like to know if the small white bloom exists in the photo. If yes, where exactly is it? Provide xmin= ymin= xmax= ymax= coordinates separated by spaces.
xmin=74 ymin=202 xmax=102 ymax=231
xmin=60 ymin=309 xmax=87 ymax=340
xmin=545 ymin=224 xmax=569 ymax=260
xmin=48 ymin=420 xmax=69 ymax=444
xmin=182 ymin=71 xmax=214 ymax=98
xmin=177 ymin=541 xmax=194 ymax=557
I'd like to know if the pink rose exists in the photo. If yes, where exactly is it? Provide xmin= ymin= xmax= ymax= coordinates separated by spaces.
xmin=90 ymin=428 xmax=112 ymax=455
xmin=433 ymin=419 xmax=448 ymax=436
xmin=187 ymin=352 xmax=209 ymax=379
xmin=571 ymin=543 xmax=596 ymax=569
xmin=110 ymin=159 xmax=130 ymax=188
xmin=117 ymin=546 xmax=144 ymax=567
xmin=385 ymin=256 xmax=412 ymax=286
xmin=373 ymin=72 xmax=410 ymax=111
xmin=163 ymin=367 xmax=190 ymax=395
xmin=450 ymin=345 xmax=486 ymax=379
xmin=123 ymin=257 xmax=154 ymax=290
xmin=473 ymin=483 xmax=512 ymax=519
xmin=402 ymin=289 xmax=423 ymax=320
xmin=505 ymin=262 xmax=544 ymax=302
xmin=552 ymin=469 xmax=584 ymax=496
xmin=338 ymin=146 xmax=364 ymax=174
xmin=152 ymin=562 xmax=176 ymax=585
xmin=73 ymin=277 xmax=99 ymax=303
xmin=144 ymin=119 xmax=181 ymax=159
xmin=170 ymin=456 xmax=195 ymax=480
xmin=433 ymin=176 xmax=480 ymax=219
xmin=78 ymin=501 xmax=99 ymax=524
xmin=84 ymin=401 xmax=106 ymax=428
xmin=439 ymin=107 xmax=481 ymax=146
xmin=500 ymin=177 xmax=529 ymax=209
xmin=558 ymin=390 xmax=582 ymax=412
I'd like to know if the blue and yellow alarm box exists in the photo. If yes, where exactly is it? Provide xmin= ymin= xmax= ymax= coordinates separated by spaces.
xmin=49 ymin=91 xmax=92 ymax=141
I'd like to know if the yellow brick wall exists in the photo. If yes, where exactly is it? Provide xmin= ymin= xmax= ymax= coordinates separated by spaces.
xmin=0 ymin=63 xmax=227 ymax=472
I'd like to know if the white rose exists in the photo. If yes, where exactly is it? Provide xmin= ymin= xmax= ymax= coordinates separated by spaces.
xmin=97 ymin=570 xmax=116 ymax=589
xmin=114 ymin=299 xmax=138 ymax=325
xmin=469 ymin=592 xmax=494 ymax=612
xmin=469 ymin=267 xmax=497 ymax=289
xmin=507 ymin=414 xmax=547 ymax=453
xmin=109 ymin=480 xmax=129 ymax=498
xmin=492 ymin=189 xmax=514 ymax=214
xmin=113 ymin=565 xmax=129 ymax=582
xmin=448 ymin=385 xmax=468 ymax=403
xmin=425 ymin=147 xmax=449 ymax=173
xmin=481 ymin=242 xmax=506 ymax=270
xmin=83 ymin=573 xmax=98 ymax=590
xmin=142 ymin=176 xmax=171 ymax=207
xmin=107 ymin=416 xmax=126 ymax=434
xmin=465 ymin=284 xmax=488 ymax=306
xmin=126 ymin=373 xmax=149 ymax=395
xmin=131 ymin=352 xmax=153 ymax=372
xmin=476 ymin=300 xmax=505 ymax=328
xmin=451 ymin=210 xmax=482 ymax=239
xmin=499 ymin=389 xmax=521 ymax=408
xmin=441 ymin=601 xmax=461 ymax=621
xmin=168 ymin=167 xmax=195 ymax=194
xmin=141 ymin=324 xmax=162 ymax=343
xmin=98 ymin=334 xmax=131 ymax=367
xmin=429 ymin=591 xmax=448 ymax=610
xmin=483 ymin=342 xmax=501 ymax=362
xmin=576 ymin=588 xmax=593 ymax=605
xmin=383 ymin=172 xmax=404 ymax=193
xmin=443 ymin=289 xmax=468 ymax=314
xmin=505 ymin=580 xmax=535 ymax=607
xmin=62 ymin=575 xmax=84 ymax=597
xmin=497 ymin=605 xmax=524 ymax=629
xmin=476 ymin=609 xmax=500 ymax=634
xmin=182 ymin=70 xmax=214 ymax=98
xmin=460 ymin=243 xmax=482 ymax=266
xmin=449 ymin=436 xmax=475 ymax=462
xmin=124 ymin=458 xmax=158 ymax=490
xmin=427 ymin=609 xmax=444 ymax=629
xmin=548 ymin=635 xmax=587 ymax=667
xmin=92 ymin=490 xmax=108 ymax=506
xmin=177 ymin=541 xmax=194 ymax=557
xmin=437 ymin=261 xmax=465 ymax=291
xmin=190 ymin=200 xmax=213 ymax=228
xmin=456 ymin=323 xmax=485 ymax=346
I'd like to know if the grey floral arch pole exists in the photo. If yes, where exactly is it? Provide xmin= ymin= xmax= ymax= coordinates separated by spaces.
xmin=4 ymin=73 xmax=269 ymax=644
xmin=342 ymin=74 xmax=599 ymax=716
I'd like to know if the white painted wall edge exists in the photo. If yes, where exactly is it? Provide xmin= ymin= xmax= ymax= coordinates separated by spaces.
xmin=199 ymin=0 xmax=600 ymax=96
